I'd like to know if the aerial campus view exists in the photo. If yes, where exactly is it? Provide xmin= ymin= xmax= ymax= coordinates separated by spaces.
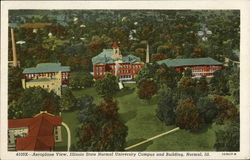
xmin=7 ymin=10 xmax=240 ymax=152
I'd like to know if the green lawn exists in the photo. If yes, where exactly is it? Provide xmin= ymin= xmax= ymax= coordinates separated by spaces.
xmin=55 ymin=110 xmax=80 ymax=151
xmin=55 ymin=83 xmax=220 ymax=151
xmin=145 ymin=123 xmax=224 ymax=151
xmin=55 ymin=87 xmax=102 ymax=151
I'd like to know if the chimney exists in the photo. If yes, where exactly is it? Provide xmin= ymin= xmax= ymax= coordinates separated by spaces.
xmin=21 ymin=79 xmax=26 ymax=89
xmin=146 ymin=41 xmax=150 ymax=63
xmin=11 ymin=28 xmax=17 ymax=67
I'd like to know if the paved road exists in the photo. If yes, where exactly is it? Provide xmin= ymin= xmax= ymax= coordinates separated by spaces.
xmin=125 ymin=127 xmax=180 ymax=151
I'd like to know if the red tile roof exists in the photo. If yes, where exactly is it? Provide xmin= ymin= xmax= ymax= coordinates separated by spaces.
xmin=8 ymin=113 xmax=62 ymax=151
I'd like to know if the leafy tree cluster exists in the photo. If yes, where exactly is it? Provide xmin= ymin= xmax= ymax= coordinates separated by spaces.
xmin=155 ymin=65 xmax=239 ymax=150
xmin=9 ymin=10 xmax=240 ymax=72
xmin=213 ymin=95 xmax=238 ymax=124
xmin=136 ymin=63 xmax=182 ymax=100
xmin=8 ymin=87 xmax=60 ymax=119
xmin=156 ymin=87 xmax=178 ymax=125
xmin=210 ymin=67 xmax=239 ymax=105
xmin=8 ymin=67 xmax=24 ymax=103
xmin=214 ymin=116 xmax=239 ymax=151
xmin=175 ymin=98 xmax=203 ymax=131
xmin=60 ymin=87 xmax=77 ymax=111
xmin=76 ymin=98 xmax=128 ymax=151
xmin=94 ymin=73 xmax=119 ymax=100
xmin=69 ymin=71 xmax=94 ymax=89
xmin=157 ymin=69 xmax=238 ymax=131
xmin=72 ymin=73 xmax=127 ymax=151
xmin=137 ymin=80 xmax=158 ymax=100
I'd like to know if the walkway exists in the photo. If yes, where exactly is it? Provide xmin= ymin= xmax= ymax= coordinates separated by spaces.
xmin=62 ymin=122 xmax=71 ymax=151
xmin=125 ymin=127 xmax=180 ymax=151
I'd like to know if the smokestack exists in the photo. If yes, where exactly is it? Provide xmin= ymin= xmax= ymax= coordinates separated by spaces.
xmin=11 ymin=28 xmax=17 ymax=67
xmin=146 ymin=41 xmax=149 ymax=63
xmin=21 ymin=79 xmax=26 ymax=89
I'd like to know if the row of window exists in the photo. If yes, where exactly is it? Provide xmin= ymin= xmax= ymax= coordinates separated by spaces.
xmin=27 ymin=84 xmax=50 ymax=88
xmin=119 ymin=75 xmax=132 ymax=79
xmin=95 ymin=65 xmax=143 ymax=71
xmin=27 ymin=82 xmax=59 ymax=88
xmin=26 ymin=72 xmax=69 ymax=78
xmin=194 ymin=72 xmax=214 ymax=76
xmin=192 ymin=69 xmax=219 ymax=73
xmin=111 ymin=65 xmax=142 ymax=69
xmin=95 ymin=72 xmax=104 ymax=76
xmin=95 ymin=70 xmax=139 ymax=75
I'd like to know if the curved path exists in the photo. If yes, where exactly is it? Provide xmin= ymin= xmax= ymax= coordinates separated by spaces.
xmin=62 ymin=122 xmax=71 ymax=151
xmin=125 ymin=127 xmax=180 ymax=151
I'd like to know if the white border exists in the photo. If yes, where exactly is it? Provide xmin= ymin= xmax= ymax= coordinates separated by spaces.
xmin=1 ymin=1 xmax=250 ymax=160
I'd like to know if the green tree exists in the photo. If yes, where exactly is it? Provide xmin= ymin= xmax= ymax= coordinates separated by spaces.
xmin=135 ymin=63 xmax=157 ymax=87
xmin=70 ymin=72 xmax=94 ymax=89
xmin=69 ymin=73 xmax=82 ymax=89
xmin=94 ymin=73 xmax=119 ymax=100
xmin=196 ymin=76 xmax=209 ymax=96
xmin=76 ymin=99 xmax=128 ymax=151
xmin=214 ymin=117 xmax=239 ymax=151
xmin=81 ymin=72 xmax=94 ymax=88
xmin=197 ymin=97 xmax=218 ymax=124
xmin=157 ymin=45 xmax=173 ymax=58
xmin=183 ymin=68 xmax=193 ymax=77
xmin=177 ymin=76 xmax=198 ymax=101
xmin=156 ymin=87 xmax=177 ymax=125
xmin=77 ymin=95 xmax=97 ymax=123
xmin=137 ymin=80 xmax=158 ymax=100
xmin=210 ymin=68 xmax=230 ymax=95
xmin=155 ymin=64 xmax=182 ymax=89
xmin=60 ymin=87 xmax=77 ymax=111
xmin=213 ymin=95 xmax=238 ymax=124
xmin=8 ymin=87 xmax=60 ymax=119
xmin=151 ymin=53 xmax=168 ymax=62
xmin=8 ymin=67 xmax=24 ymax=103
xmin=176 ymin=98 xmax=203 ymax=131
xmin=87 ymin=35 xmax=106 ymax=57
xmin=227 ymin=67 xmax=239 ymax=104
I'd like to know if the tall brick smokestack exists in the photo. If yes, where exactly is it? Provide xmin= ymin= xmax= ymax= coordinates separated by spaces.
xmin=11 ymin=28 xmax=17 ymax=67
xmin=146 ymin=41 xmax=149 ymax=63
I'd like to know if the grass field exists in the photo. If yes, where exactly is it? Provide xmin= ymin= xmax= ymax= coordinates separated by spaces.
xmin=55 ymin=83 xmax=220 ymax=151
xmin=54 ymin=110 xmax=80 ymax=151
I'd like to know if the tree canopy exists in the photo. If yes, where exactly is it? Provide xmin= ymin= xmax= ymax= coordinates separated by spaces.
xmin=94 ymin=73 xmax=119 ymax=100
xmin=9 ymin=10 xmax=240 ymax=71
xmin=76 ymin=99 xmax=128 ymax=151
xmin=157 ymin=87 xmax=177 ymax=125
xmin=175 ymin=98 xmax=203 ymax=131
xmin=214 ymin=117 xmax=239 ymax=151
xmin=8 ymin=87 xmax=60 ymax=119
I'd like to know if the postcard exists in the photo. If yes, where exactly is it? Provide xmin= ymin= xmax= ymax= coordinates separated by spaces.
xmin=1 ymin=1 xmax=250 ymax=160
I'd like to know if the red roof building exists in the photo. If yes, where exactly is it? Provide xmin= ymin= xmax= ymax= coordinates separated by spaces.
xmin=92 ymin=42 xmax=144 ymax=80
xmin=8 ymin=112 xmax=62 ymax=151
xmin=157 ymin=57 xmax=223 ymax=77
